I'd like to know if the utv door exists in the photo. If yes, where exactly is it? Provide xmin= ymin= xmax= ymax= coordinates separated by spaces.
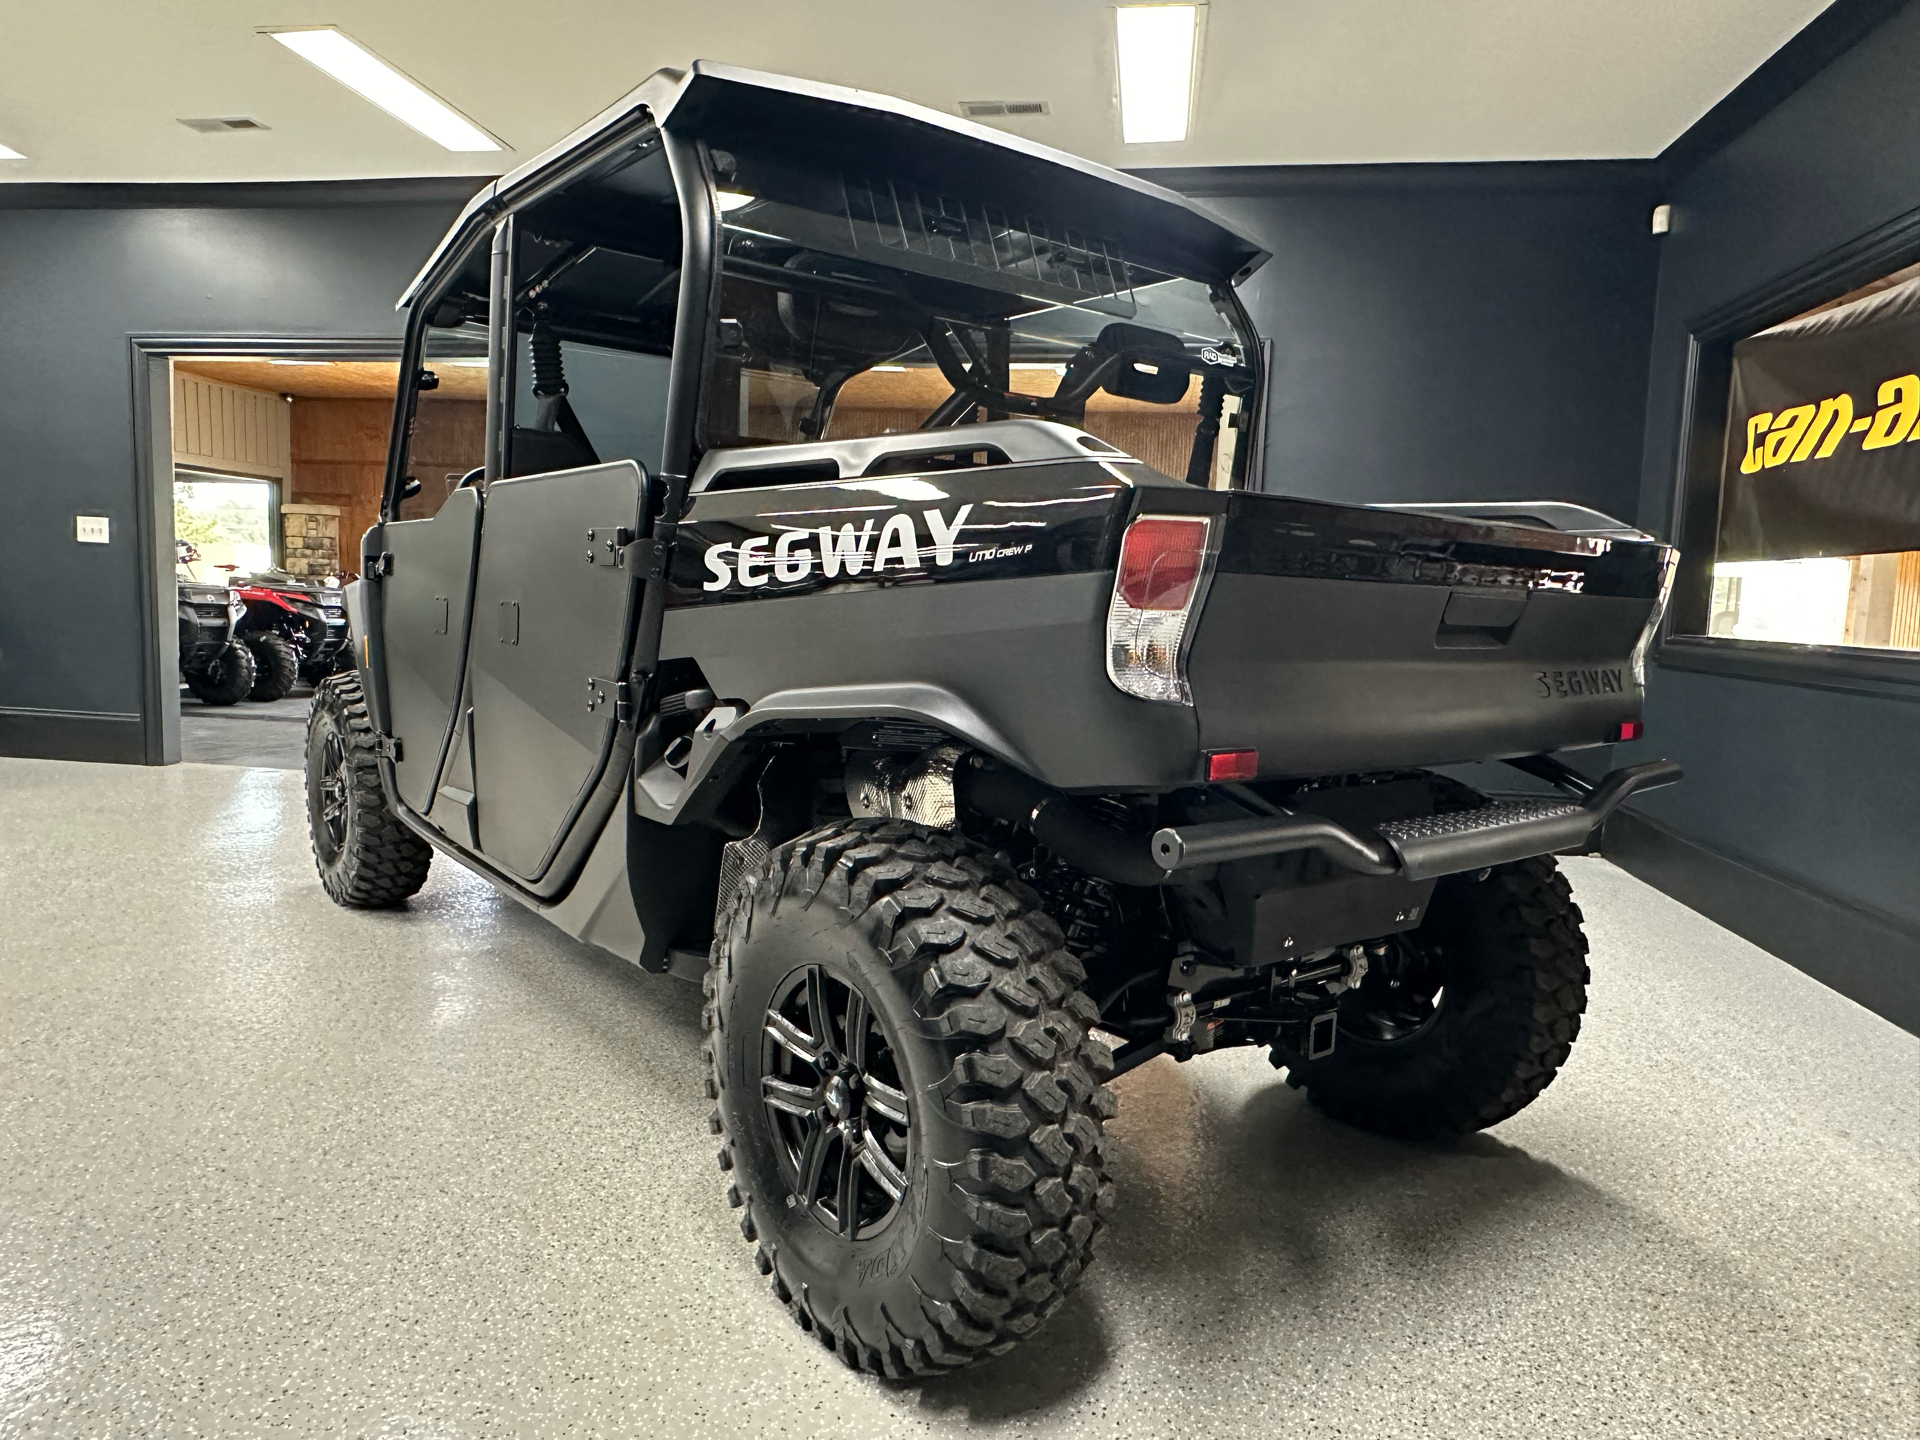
xmin=460 ymin=461 xmax=646 ymax=883
xmin=378 ymin=488 xmax=482 ymax=813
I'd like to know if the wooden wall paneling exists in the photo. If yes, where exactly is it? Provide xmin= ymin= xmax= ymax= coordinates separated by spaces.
xmin=288 ymin=397 xmax=394 ymax=568
xmin=171 ymin=369 xmax=289 ymax=479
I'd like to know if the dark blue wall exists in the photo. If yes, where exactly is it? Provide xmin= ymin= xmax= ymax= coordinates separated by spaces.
xmin=1197 ymin=171 xmax=1662 ymax=523
xmin=0 ymin=185 xmax=474 ymax=760
xmin=1621 ymin=0 xmax=1920 ymax=930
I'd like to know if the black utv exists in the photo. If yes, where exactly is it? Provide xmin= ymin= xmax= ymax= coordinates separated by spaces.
xmin=307 ymin=63 xmax=1680 ymax=1376
xmin=176 ymin=541 xmax=254 ymax=706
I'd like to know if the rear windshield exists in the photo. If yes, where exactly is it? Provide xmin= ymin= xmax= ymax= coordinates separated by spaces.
xmin=699 ymin=146 xmax=1261 ymax=486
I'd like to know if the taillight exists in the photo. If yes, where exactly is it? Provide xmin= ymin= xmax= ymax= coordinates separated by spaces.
xmin=1106 ymin=513 xmax=1213 ymax=704
xmin=1631 ymin=546 xmax=1677 ymax=687
xmin=1117 ymin=518 xmax=1205 ymax=610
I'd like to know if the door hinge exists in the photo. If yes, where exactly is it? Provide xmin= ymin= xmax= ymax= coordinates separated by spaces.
xmin=376 ymin=733 xmax=404 ymax=762
xmin=370 ymin=551 xmax=394 ymax=578
xmin=626 ymin=535 xmax=668 ymax=579
xmin=585 ymin=526 xmax=637 ymax=566
xmin=586 ymin=676 xmax=635 ymax=726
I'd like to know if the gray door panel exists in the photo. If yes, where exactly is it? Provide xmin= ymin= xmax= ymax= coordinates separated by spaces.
xmin=379 ymin=488 xmax=481 ymax=814
xmin=466 ymin=462 xmax=644 ymax=882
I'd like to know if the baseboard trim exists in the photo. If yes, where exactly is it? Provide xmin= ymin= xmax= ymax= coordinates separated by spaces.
xmin=0 ymin=709 xmax=146 ymax=764
xmin=1603 ymin=809 xmax=1920 ymax=1035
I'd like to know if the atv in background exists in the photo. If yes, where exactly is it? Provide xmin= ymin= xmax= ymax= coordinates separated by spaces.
xmin=175 ymin=541 xmax=253 ymax=706
xmin=220 ymin=568 xmax=353 ymax=701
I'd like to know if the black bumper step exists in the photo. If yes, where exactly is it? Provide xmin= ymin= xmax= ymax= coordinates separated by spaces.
xmin=1151 ymin=759 xmax=1683 ymax=882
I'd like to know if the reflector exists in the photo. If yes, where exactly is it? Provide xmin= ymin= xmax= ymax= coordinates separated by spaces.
xmin=1206 ymin=749 xmax=1259 ymax=782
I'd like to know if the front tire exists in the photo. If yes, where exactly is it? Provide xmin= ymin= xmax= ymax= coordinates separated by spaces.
xmin=182 ymin=640 xmax=255 ymax=707
xmin=1296 ymin=855 xmax=1590 ymax=1140
xmin=706 ymin=819 xmax=1117 ymax=1376
xmin=305 ymin=673 xmax=431 ymax=907
xmin=245 ymin=631 xmax=300 ymax=702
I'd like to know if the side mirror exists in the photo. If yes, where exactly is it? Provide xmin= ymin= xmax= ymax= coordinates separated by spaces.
xmin=415 ymin=368 xmax=441 ymax=393
xmin=400 ymin=477 xmax=423 ymax=500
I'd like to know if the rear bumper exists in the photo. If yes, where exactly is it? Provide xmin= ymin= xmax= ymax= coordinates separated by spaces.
xmin=1151 ymin=759 xmax=1683 ymax=881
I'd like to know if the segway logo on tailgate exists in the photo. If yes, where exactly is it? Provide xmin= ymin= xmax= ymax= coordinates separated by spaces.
xmin=703 ymin=504 xmax=976 ymax=591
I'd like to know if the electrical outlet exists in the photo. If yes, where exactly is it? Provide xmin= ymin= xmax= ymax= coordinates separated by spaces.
xmin=75 ymin=515 xmax=110 ymax=544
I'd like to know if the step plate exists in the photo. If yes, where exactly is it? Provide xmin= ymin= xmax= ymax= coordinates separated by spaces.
xmin=1379 ymin=798 xmax=1590 ymax=881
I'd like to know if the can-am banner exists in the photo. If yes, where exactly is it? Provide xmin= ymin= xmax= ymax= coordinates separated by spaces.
xmin=1717 ymin=276 xmax=1919 ymax=563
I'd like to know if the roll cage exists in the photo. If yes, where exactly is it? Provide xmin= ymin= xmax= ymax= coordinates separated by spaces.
xmin=380 ymin=61 xmax=1273 ymax=529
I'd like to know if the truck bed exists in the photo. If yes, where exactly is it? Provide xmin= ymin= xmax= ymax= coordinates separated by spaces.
xmin=662 ymin=452 xmax=1670 ymax=790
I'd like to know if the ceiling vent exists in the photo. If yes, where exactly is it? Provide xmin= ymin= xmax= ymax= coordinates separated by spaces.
xmin=177 ymin=117 xmax=270 ymax=133
xmin=958 ymin=100 xmax=1050 ymax=119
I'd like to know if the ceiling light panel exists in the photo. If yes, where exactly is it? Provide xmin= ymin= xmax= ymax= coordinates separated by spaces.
xmin=0 ymin=141 xmax=25 ymax=160
xmin=265 ymin=27 xmax=501 ymax=152
xmin=1115 ymin=4 xmax=1201 ymax=145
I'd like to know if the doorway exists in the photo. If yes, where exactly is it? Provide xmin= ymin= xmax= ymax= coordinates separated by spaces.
xmin=132 ymin=338 xmax=405 ymax=767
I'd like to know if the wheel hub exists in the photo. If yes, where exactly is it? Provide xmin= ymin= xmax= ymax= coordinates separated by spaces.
xmin=824 ymin=1073 xmax=852 ymax=1121
xmin=759 ymin=964 xmax=913 ymax=1240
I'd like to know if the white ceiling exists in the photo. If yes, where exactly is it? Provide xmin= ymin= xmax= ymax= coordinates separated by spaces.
xmin=0 ymin=0 xmax=1833 ymax=183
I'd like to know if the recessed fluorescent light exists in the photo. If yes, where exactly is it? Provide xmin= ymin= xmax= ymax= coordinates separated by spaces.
xmin=265 ymin=27 xmax=500 ymax=152
xmin=1116 ymin=4 xmax=1200 ymax=145
xmin=0 ymin=141 xmax=25 ymax=161
xmin=268 ymin=359 xmax=327 ymax=366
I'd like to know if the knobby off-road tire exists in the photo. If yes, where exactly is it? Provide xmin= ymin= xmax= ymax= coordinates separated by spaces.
xmin=1299 ymin=855 xmax=1589 ymax=1141
xmin=245 ymin=631 xmax=300 ymax=702
xmin=705 ymin=819 xmax=1118 ymax=1376
xmin=305 ymin=673 xmax=431 ymax=907
xmin=299 ymin=649 xmax=351 ymax=687
xmin=182 ymin=640 xmax=255 ymax=707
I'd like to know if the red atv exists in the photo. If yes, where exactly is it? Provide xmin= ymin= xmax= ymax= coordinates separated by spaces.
xmin=218 ymin=568 xmax=353 ymax=702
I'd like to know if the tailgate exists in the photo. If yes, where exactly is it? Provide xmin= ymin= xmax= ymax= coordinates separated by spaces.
xmin=1185 ymin=492 xmax=1670 ymax=775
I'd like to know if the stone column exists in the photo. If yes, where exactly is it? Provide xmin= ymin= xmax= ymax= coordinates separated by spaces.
xmin=281 ymin=503 xmax=343 ymax=578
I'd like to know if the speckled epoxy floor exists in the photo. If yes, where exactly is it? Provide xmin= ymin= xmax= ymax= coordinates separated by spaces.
xmin=1 ymin=758 xmax=1914 ymax=1438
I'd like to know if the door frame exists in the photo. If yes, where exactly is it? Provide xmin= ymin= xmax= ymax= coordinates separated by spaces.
xmin=128 ymin=335 xmax=403 ymax=764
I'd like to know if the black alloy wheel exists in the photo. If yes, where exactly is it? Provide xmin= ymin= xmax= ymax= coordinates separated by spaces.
xmin=706 ymin=818 xmax=1118 ymax=1376
xmin=313 ymin=729 xmax=351 ymax=862
xmin=305 ymin=673 xmax=431 ymax=907
xmin=761 ymin=965 xmax=913 ymax=1241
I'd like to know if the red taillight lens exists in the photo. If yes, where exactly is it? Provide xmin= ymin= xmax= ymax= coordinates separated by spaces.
xmin=1614 ymin=719 xmax=1643 ymax=742
xmin=1206 ymin=749 xmax=1259 ymax=782
xmin=1117 ymin=517 xmax=1208 ymax=611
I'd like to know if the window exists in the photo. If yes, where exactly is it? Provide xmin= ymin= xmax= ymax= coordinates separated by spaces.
xmin=697 ymin=145 xmax=1260 ymax=487
xmin=173 ymin=470 xmax=277 ymax=576
xmin=506 ymin=151 xmax=679 ymax=479
xmin=397 ymin=243 xmax=490 ymax=521
xmin=1666 ymin=247 xmax=1920 ymax=691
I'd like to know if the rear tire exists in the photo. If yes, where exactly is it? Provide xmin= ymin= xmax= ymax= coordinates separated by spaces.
xmin=705 ymin=819 xmax=1117 ymax=1376
xmin=1296 ymin=855 xmax=1589 ymax=1141
xmin=245 ymin=631 xmax=300 ymax=702
xmin=182 ymin=640 xmax=255 ymax=707
xmin=305 ymin=673 xmax=431 ymax=907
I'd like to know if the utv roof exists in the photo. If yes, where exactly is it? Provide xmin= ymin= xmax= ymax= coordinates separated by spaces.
xmin=398 ymin=61 xmax=1271 ymax=308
